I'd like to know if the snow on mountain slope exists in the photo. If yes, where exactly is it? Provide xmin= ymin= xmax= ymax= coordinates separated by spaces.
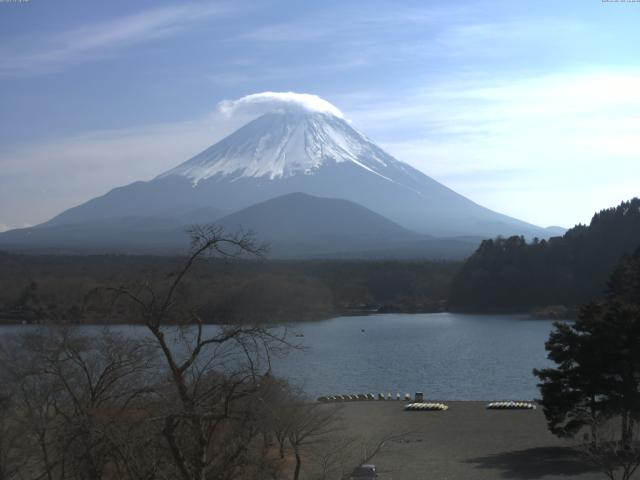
xmin=23 ymin=91 xmax=549 ymax=240
xmin=159 ymin=91 xmax=431 ymax=194
xmin=159 ymin=111 xmax=398 ymax=184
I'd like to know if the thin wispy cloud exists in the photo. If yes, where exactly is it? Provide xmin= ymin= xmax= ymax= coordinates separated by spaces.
xmin=208 ymin=56 xmax=370 ymax=86
xmin=348 ymin=69 xmax=640 ymax=226
xmin=212 ymin=7 xmax=584 ymax=88
xmin=238 ymin=23 xmax=335 ymax=43
xmin=0 ymin=3 xmax=229 ymax=76
xmin=234 ymin=4 xmax=478 ymax=45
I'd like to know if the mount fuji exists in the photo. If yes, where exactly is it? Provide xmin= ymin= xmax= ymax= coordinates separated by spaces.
xmin=0 ymin=92 xmax=555 ymax=256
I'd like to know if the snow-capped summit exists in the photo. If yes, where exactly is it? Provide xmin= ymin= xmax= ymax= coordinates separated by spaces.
xmin=159 ymin=110 xmax=396 ymax=183
xmin=26 ymin=92 xmax=550 ymax=240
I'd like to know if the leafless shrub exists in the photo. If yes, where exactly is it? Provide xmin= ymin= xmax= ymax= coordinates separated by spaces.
xmin=579 ymin=419 xmax=640 ymax=480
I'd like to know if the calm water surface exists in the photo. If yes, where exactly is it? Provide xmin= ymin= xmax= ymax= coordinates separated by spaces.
xmin=0 ymin=313 xmax=558 ymax=400
xmin=271 ymin=313 xmax=557 ymax=400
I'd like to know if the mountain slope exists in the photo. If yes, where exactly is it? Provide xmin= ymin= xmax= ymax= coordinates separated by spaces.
xmin=217 ymin=192 xmax=417 ymax=243
xmin=0 ymin=193 xmax=479 ymax=258
xmin=41 ymin=107 xmax=546 ymax=239
xmin=213 ymin=192 xmax=478 ymax=258
xmin=1 ymin=92 xmax=553 ymax=255
xmin=0 ymin=207 xmax=225 ymax=254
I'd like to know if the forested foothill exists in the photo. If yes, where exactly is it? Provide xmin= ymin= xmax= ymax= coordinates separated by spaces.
xmin=0 ymin=251 xmax=459 ymax=325
xmin=449 ymin=198 xmax=640 ymax=315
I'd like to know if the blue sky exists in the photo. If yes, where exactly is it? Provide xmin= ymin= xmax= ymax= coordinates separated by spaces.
xmin=1 ymin=0 xmax=639 ymax=231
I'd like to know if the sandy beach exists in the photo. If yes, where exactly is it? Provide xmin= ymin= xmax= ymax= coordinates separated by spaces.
xmin=337 ymin=401 xmax=607 ymax=480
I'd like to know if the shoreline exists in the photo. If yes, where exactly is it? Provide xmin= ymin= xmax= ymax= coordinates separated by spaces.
xmin=0 ymin=309 xmax=559 ymax=326
xmin=319 ymin=398 xmax=540 ymax=404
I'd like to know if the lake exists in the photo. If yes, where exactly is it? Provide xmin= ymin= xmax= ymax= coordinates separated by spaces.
xmin=0 ymin=313 xmax=558 ymax=401
xmin=271 ymin=313 xmax=557 ymax=400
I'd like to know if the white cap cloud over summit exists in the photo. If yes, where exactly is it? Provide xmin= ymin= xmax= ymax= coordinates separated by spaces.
xmin=217 ymin=92 xmax=345 ymax=120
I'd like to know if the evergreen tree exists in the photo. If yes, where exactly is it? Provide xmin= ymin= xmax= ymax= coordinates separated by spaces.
xmin=534 ymin=247 xmax=640 ymax=448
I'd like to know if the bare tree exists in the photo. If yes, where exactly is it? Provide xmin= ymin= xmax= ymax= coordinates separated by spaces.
xmin=580 ymin=419 xmax=640 ymax=480
xmin=308 ymin=435 xmax=356 ymax=480
xmin=108 ymin=225 xmax=289 ymax=480
xmin=0 ymin=327 xmax=159 ymax=480
xmin=255 ymin=377 xmax=297 ymax=460
xmin=0 ymin=389 xmax=23 ymax=480
xmin=286 ymin=402 xmax=341 ymax=480
xmin=0 ymin=226 xmax=295 ymax=480
xmin=307 ymin=429 xmax=409 ymax=480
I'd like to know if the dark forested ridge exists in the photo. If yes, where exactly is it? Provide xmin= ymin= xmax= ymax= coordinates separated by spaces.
xmin=5 ymin=198 xmax=639 ymax=322
xmin=449 ymin=198 xmax=640 ymax=313
xmin=0 ymin=253 xmax=460 ymax=324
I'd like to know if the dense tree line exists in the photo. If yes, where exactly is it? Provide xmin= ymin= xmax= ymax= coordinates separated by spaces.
xmin=0 ymin=252 xmax=459 ymax=325
xmin=449 ymin=198 xmax=640 ymax=313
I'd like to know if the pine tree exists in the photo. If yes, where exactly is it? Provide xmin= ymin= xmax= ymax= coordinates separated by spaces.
xmin=534 ymin=248 xmax=640 ymax=479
